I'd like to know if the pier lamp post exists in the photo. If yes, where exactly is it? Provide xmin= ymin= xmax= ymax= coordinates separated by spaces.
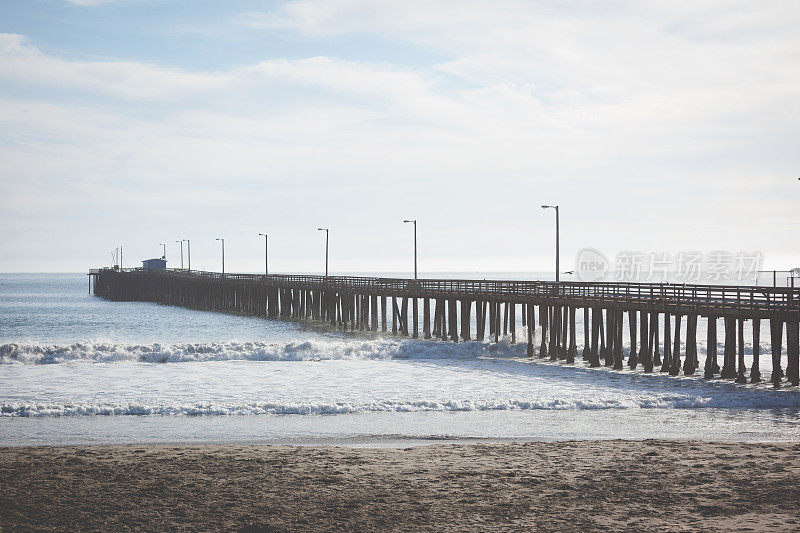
xmin=159 ymin=243 xmax=166 ymax=260
xmin=318 ymin=228 xmax=329 ymax=277
xmin=258 ymin=233 xmax=269 ymax=276
xmin=175 ymin=240 xmax=185 ymax=269
xmin=186 ymin=240 xmax=191 ymax=272
xmin=541 ymin=205 xmax=560 ymax=283
xmin=216 ymin=238 xmax=225 ymax=276
xmin=403 ymin=219 xmax=417 ymax=279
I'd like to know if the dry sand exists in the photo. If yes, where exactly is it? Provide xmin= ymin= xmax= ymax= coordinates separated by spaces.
xmin=1 ymin=440 xmax=798 ymax=531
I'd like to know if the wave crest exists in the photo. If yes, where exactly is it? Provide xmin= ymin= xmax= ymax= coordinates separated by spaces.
xmin=0 ymin=338 xmax=525 ymax=365
xmin=4 ymin=392 xmax=800 ymax=417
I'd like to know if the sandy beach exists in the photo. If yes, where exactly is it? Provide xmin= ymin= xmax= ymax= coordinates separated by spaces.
xmin=1 ymin=440 xmax=798 ymax=531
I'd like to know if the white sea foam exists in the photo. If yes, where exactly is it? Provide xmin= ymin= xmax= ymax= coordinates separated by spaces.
xmin=0 ymin=338 xmax=527 ymax=365
xmin=3 ymin=390 xmax=800 ymax=418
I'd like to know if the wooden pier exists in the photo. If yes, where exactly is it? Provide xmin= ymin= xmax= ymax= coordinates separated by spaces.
xmin=89 ymin=268 xmax=800 ymax=386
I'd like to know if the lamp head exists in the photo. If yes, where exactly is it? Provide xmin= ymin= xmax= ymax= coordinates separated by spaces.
xmin=318 ymin=227 xmax=327 ymax=231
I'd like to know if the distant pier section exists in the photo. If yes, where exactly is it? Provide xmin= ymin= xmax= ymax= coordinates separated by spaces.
xmin=89 ymin=268 xmax=800 ymax=386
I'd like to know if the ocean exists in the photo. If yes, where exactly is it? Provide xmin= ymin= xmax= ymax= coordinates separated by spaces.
xmin=2 ymin=273 xmax=799 ymax=446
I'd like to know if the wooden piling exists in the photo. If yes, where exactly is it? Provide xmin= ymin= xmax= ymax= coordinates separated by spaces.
xmin=684 ymin=314 xmax=698 ymax=375
xmin=628 ymin=309 xmax=638 ymax=369
xmin=449 ymin=299 xmax=458 ymax=342
xmin=423 ymin=298 xmax=431 ymax=339
xmin=787 ymin=317 xmax=799 ymax=386
xmin=590 ymin=306 xmax=601 ymax=367
xmin=597 ymin=307 xmax=606 ymax=366
xmin=613 ymin=310 xmax=624 ymax=370
xmin=510 ymin=303 xmax=516 ymax=344
xmin=661 ymin=313 xmax=671 ymax=373
xmin=488 ymin=301 xmax=495 ymax=337
xmin=494 ymin=302 xmax=500 ymax=343
xmin=721 ymin=317 xmax=737 ymax=379
xmin=566 ymin=306 xmax=575 ymax=363
xmin=392 ymin=297 xmax=399 ymax=335
xmin=476 ymin=300 xmax=486 ymax=342
xmin=670 ymin=313 xmax=682 ymax=376
xmin=639 ymin=310 xmax=651 ymax=372
xmin=440 ymin=299 xmax=448 ymax=342
xmin=704 ymin=315 xmax=718 ymax=379
xmin=401 ymin=297 xmax=409 ymax=336
xmin=382 ymin=296 xmax=388 ymax=332
xmin=539 ymin=304 xmax=548 ymax=358
xmin=412 ymin=297 xmax=418 ymax=338
xmin=561 ymin=306 xmax=569 ymax=361
xmin=582 ymin=307 xmax=590 ymax=360
xmin=526 ymin=302 xmax=534 ymax=357
xmin=460 ymin=300 xmax=470 ymax=341
xmin=372 ymin=295 xmax=379 ymax=332
xmin=651 ymin=312 xmax=661 ymax=366
xmin=433 ymin=299 xmax=441 ymax=338
xmin=735 ymin=318 xmax=748 ymax=384
xmin=770 ymin=318 xmax=784 ymax=386
xmin=605 ymin=308 xmax=615 ymax=367
xmin=749 ymin=318 xmax=761 ymax=383
xmin=550 ymin=306 xmax=559 ymax=361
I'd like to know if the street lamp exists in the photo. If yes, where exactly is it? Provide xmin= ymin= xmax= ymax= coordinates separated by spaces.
xmin=317 ymin=228 xmax=329 ymax=276
xmin=403 ymin=219 xmax=417 ymax=279
xmin=175 ymin=240 xmax=185 ymax=269
xmin=159 ymin=243 xmax=166 ymax=260
xmin=186 ymin=239 xmax=191 ymax=271
xmin=258 ymin=233 xmax=269 ymax=276
xmin=541 ymin=205 xmax=560 ymax=282
xmin=216 ymin=238 xmax=225 ymax=275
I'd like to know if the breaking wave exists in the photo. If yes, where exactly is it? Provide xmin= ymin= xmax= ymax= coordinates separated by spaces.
xmin=0 ymin=338 xmax=527 ymax=365
xmin=4 ymin=392 xmax=800 ymax=417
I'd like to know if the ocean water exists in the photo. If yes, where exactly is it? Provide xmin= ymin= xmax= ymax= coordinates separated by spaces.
xmin=1 ymin=273 xmax=799 ymax=446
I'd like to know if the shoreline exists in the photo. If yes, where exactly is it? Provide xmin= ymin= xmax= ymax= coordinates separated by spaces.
xmin=2 ymin=435 xmax=800 ymax=450
xmin=2 ymin=440 xmax=799 ymax=531
xmin=4 ymin=407 xmax=800 ymax=448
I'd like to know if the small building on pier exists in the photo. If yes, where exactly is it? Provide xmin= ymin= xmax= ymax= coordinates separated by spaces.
xmin=142 ymin=258 xmax=167 ymax=271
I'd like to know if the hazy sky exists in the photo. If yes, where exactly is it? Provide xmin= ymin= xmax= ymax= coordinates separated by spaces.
xmin=1 ymin=0 xmax=798 ymax=274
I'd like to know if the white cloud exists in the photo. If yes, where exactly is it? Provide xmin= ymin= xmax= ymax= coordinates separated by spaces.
xmin=224 ymin=1 xmax=800 ymax=168
xmin=62 ymin=0 xmax=165 ymax=5
xmin=0 ymin=34 xmax=232 ymax=99
xmin=63 ymin=0 xmax=115 ymax=4
xmin=1 ymin=0 xmax=800 ymax=271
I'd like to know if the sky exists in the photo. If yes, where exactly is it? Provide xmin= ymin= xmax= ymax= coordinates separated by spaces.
xmin=0 ymin=0 xmax=798 ymax=274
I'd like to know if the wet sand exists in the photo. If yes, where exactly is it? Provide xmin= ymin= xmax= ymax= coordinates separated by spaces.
xmin=1 ymin=440 xmax=798 ymax=531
